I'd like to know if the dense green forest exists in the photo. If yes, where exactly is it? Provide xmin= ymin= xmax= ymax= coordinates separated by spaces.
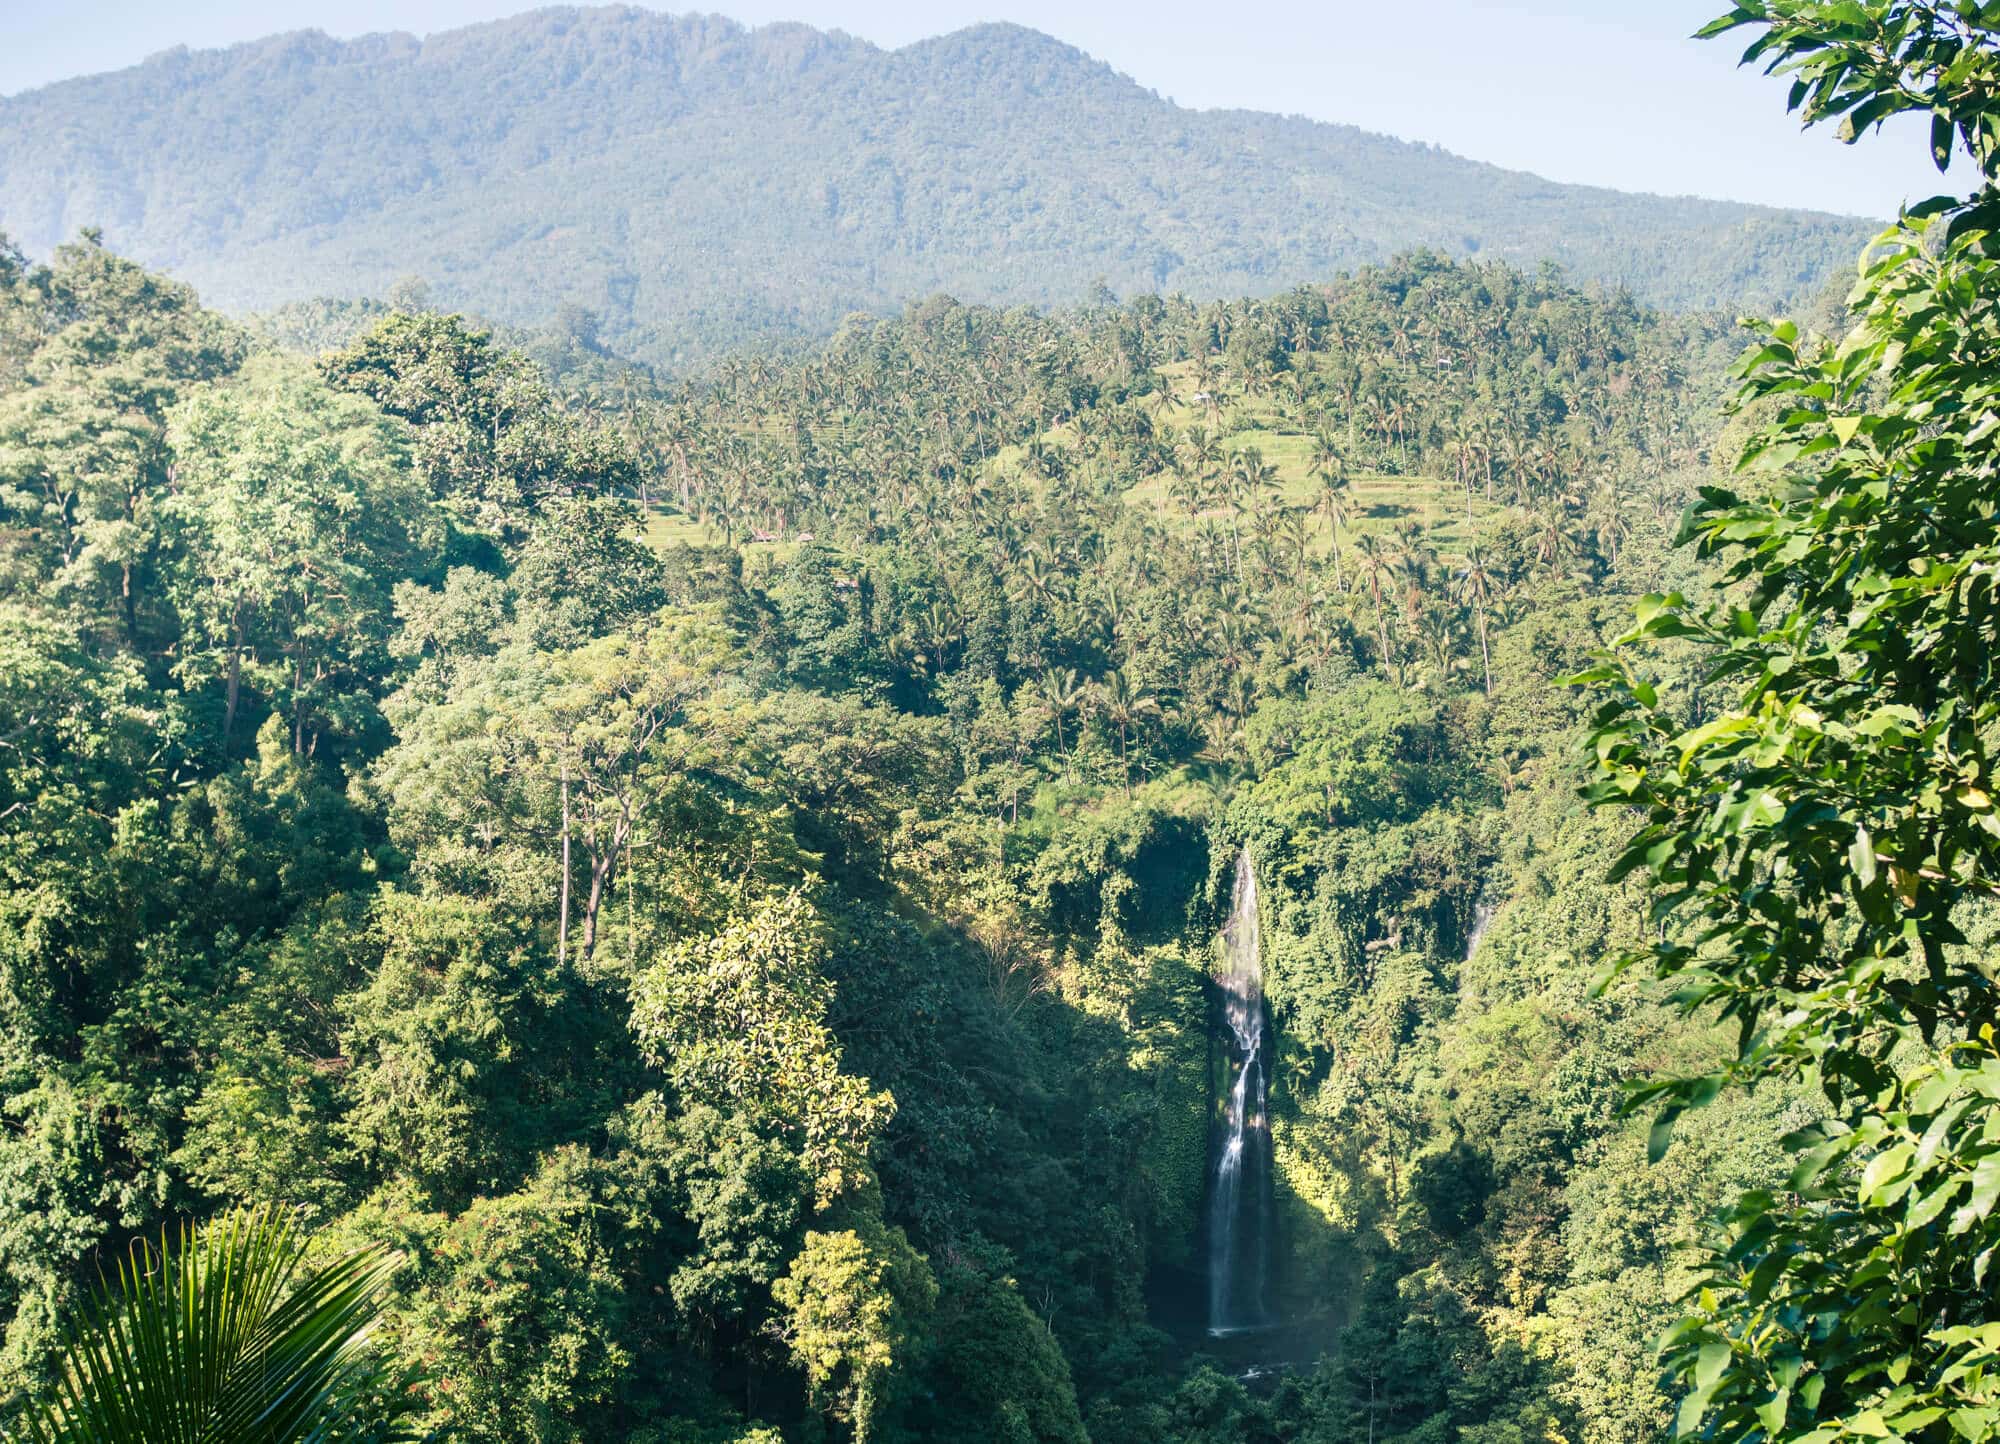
xmin=7 ymin=3 xmax=2000 ymax=1442
xmin=0 ymin=216 xmax=1790 ymax=1440
xmin=0 ymin=8 xmax=1874 ymax=364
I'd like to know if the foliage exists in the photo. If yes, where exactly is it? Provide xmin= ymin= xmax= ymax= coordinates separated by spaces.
xmin=630 ymin=894 xmax=894 ymax=1205
xmin=13 ymin=1203 xmax=415 ymax=1443
xmin=1579 ymin=6 xmax=2000 ymax=1441
xmin=771 ymin=1221 xmax=936 ymax=1442
xmin=0 ymin=210 xmax=1804 ymax=1443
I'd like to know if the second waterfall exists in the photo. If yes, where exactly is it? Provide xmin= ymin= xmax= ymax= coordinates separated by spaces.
xmin=1209 ymin=847 xmax=1272 ymax=1336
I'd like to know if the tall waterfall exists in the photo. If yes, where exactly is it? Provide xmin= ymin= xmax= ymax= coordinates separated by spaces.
xmin=1209 ymin=847 xmax=1272 ymax=1336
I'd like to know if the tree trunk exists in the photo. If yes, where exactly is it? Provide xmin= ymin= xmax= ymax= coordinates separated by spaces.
xmin=1477 ymin=604 xmax=1493 ymax=698
xmin=558 ymin=758 xmax=572 ymax=967
xmin=1373 ymin=587 xmax=1396 ymax=687
xmin=221 ymin=612 xmax=244 ymax=746
xmin=579 ymin=811 xmax=633 ymax=962
xmin=581 ymin=855 xmax=612 ymax=961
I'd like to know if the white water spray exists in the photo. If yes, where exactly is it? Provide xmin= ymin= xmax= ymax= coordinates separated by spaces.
xmin=1463 ymin=896 xmax=1497 ymax=962
xmin=1209 ymin=847 xmax=1272 ymax=1336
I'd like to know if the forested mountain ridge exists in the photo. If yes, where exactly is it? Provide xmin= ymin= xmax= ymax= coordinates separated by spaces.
xmin=0 ymin=6 xmax=1874 ymax=364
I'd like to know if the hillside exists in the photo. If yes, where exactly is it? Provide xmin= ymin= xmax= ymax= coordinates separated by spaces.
xmin=0 ymin=7 xmax=1875 ymax=365
xmin=0 ymin=225 xmax=1760 ymax=1444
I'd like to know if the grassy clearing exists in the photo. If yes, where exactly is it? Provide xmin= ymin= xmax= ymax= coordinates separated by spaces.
xmin=639 ymin=501 xmax=800 ymax=565
xmin=1121 ymin=365 xmax=1510 ymax=560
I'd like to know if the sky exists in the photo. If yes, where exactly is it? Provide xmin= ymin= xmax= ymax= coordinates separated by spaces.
xmin=0 ymin=0 xmax=1946 ymax=218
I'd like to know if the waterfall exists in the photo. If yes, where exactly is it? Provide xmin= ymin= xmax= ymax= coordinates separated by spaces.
xmin=1463 ymin=895 xmax=1497 ymax=962
xmin=1209 ymin=847 xmax=1272 ymax=1336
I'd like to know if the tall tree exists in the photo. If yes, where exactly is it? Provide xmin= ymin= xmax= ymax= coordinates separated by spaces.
xmin=1583 ymin=8 xmax=2000 ymax=1442
xmin=164 ymin=360 xmax=439 ymax=754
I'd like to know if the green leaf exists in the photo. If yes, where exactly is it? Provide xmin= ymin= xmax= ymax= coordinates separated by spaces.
xmin=1850 ymin=824 xmax=1879 ymax=887
xmin=23 ymin=1204 xmax=416 ymax=1442
xmin=1968 ymin=1152 xmax=2000 ymax=1223
xmin=1696 ymin=1340 xmax=1733 ymax=1390
xmin=1934 ymin=110 xmax=1956 ymax=171
xmin=1650 ymin=1105 xmax=1686 ymax=1164
xmin=1758 ymin=1386 xmax=1793 ymax=1435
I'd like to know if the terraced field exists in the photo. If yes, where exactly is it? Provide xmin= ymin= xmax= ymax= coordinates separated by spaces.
xmin=1102 ymin=364 xmax=1509 ymax=560
xmin=635 ymin=361 xmax=1515 ymax=562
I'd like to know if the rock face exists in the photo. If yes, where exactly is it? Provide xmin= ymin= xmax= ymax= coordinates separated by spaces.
xmin=0 ymin=7 xmax=1873 ymax=363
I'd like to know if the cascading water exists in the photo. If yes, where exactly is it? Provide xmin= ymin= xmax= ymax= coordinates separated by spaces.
xmin=1209 ymin=847 xmax=1272 ymax=1336
xmin=1463 ymin=896 xmax=1497 ymax=962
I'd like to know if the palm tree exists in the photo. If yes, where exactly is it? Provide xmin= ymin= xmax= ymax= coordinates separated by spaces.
xmin=1092 ymin=669 xmax=1163 ymax=797
xmin=1177 ymin=426 xmax=1222 ymax=485
xmin=1223 ymin=448 xmax=1278 ymax=580
xmin=1454 ymin=545 xmax=1499 ymax=698
xmin=1533 ymin=500 xmax=1583 ymax=573
xmin=1313 ymin=462 xmax=1356 ymax=592
xmin=1446 ymin=414 xmax=1486 ymax=523
xmin=1036 ymin=667 xmax=1087 ymax=776
xmin=1586 ymin=481 xmax=1633 ymax=567
xmin=19 ymin=1204 xmax=413 ymax=1443
xmin=1419 ymin=606 xmax=1465 ymax=691
xmin=1391 ymin=521 xmax=1439 ymax=630
xmin=1353 ymin=532 xmax=1401 ymax=686
xmin=1196 ymin=709 xmax=1241 ymax=766
xmin=1167 ymin=468 xmax=1208 ymax=519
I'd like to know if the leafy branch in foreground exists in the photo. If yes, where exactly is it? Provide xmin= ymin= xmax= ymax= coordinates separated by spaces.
xmin=1699 ymin=1 xmax=2000 ymax=177
xmin=1578 ymin=6 xmax=2000 ymax=1442
xmin=10 ymin=1205 xmax=417 ymax=1443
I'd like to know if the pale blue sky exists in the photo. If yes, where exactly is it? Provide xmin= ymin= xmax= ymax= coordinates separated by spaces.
xmin=1 ymin=0 xmax=1943 ymax=217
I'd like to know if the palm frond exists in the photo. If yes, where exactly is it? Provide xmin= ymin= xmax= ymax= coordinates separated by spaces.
xmin=14 ymin=1204 xmax=418 ymax=1444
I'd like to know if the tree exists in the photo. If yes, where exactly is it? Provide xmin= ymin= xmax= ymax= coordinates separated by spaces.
xmin=1580 ymin=9 xmax=2000 ymax=1442
xmin=510 ymin=495 xmax=668 ymax=650
xmin=771 ymin=1221 xmax=936 ymax=1444
xmin=320 ymin=312 xmax=632 ymax=536
xmin=1454 ymin=545 xmax=1499 ymax=698
xmin=1311 ymin=441 xmax=1355 ymax=591
xmin=165 ymin=359 xmax=439 ymax=754
xmin=399 ymin=1149 xmax=633 ymax=1444
xmin=535 ymin=619 xmax=728 ymax=963
xmin=0 ymin=237 xmax=243 ymax=642
xmin=1353 ymin=532 xmax=1401 ymax=686
xmin=1034 ymin=667 xmax=1087 ymax=775
xmin=16 ymin=1204 xmax=415 ymax=1443
xmin=1091 ymin=669 xmax=1162 ymax=798
xmin=628 ymin=892 xmax=893 ymax=1204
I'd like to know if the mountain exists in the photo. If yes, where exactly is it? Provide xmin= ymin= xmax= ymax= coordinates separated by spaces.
xmin=0 ymin=7 xmax=1875 ymax=365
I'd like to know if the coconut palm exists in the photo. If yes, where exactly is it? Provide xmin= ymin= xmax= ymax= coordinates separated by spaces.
xmin=1166 ymin=468 xmax=1208 ymax=519
xmin=1454 ymin=544 xmax=1500 ymax=698
xmin=1585 ymin=480 xmax=1633 ymax=567
xmin=1418 ymin=606 xmax=1465 ymax=690
xmin=1533 ymin=500 xmax=1584 ymax=572
xmin=1092 ymin=669 xmax=1162 ymax=797
xmin=1035 ymin=666 xmax=1088 ymax=775
xmin=1222 ymin=448 xmax=1279 ymax=580
xmin=18 ymin=1204 xmax=413 ymax=1443
xmin=1352 ymin=532 xmax=1401 ymax=686
xmin=1313 ymin=464 xmax=1356 ymax=592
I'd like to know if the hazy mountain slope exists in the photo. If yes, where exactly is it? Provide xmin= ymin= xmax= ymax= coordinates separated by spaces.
xmin=0 ymin=6 xmax=1874 ymax=364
